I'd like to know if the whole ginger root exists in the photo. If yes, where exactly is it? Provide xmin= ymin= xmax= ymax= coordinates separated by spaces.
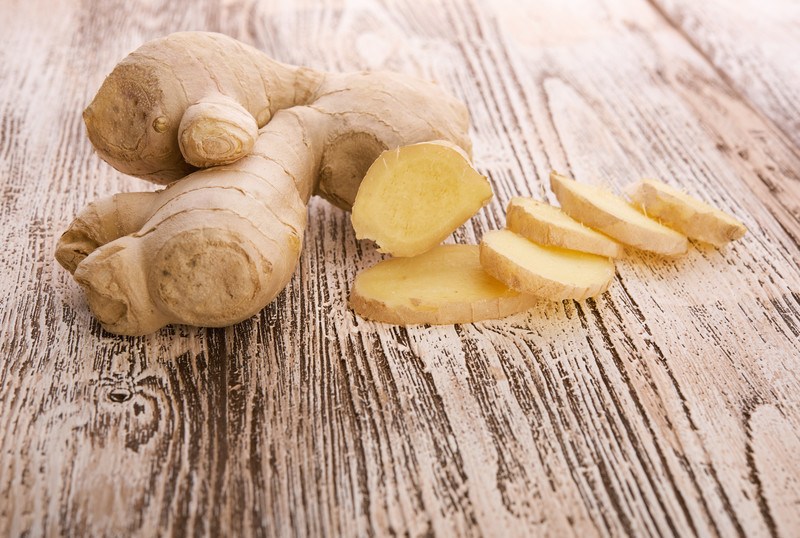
xmin=57 ymin=31 xmax=471 ymax=335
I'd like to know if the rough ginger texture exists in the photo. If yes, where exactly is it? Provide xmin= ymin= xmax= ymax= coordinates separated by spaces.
xmin=56 ymin=32 xmax=471 ymax=335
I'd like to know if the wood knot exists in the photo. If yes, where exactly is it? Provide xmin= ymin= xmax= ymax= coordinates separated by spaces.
xmin=107 ymin=387 xmax=132 ymax=403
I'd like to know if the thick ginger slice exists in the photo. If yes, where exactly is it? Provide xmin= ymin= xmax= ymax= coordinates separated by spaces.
xmin=626 ymin=178 xmax=747 ymax=247
xmin=480 ymin=230 xmax=615 ymax=301
xmin=351 ymin=142 xmax=493 ymax=257
xmin=506 ymin=197 xmax=623 ymax=258
xmin=350 ymin=245 xmax=536 ymax=324
xmin=550 ymin=172 xmax=688 ymax=256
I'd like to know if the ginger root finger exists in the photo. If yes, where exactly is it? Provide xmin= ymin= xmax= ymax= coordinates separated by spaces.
xmin=178 ymin=94 xmax=259 ymax=168
xmin=350 ymin=245 xmax=536 ymax=325
xmin=626 ymin=178 xmax=747 ymax=247
xmin=480 ymin=230 xmax=615 ymax=301
xmin=351 ymin=141 xmax=492 ymax=257
xmin=311 ymin=70 xmax=471 ymax=211
xmin=550 ymin=171 xmax=688 ymax=256
xmin=66 ymin=169 xmax=305 ymax=336
xmin=55 ymin=191 xmax=159 ymax=273
xmin=74 ymin=207 xmax=298 ymax=335
xmin=506 ymin=197 xmax=623 ymax=258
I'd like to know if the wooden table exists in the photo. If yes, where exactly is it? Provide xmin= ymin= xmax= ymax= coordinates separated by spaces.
xmin=2 ymin=0 xmax=799 ymax=536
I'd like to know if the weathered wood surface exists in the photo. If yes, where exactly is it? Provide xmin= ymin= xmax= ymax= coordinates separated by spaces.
xmin=651 ymin=0 xmax=800 ymax=148
xmin=1 ymin=0 xmax=799 ymax=536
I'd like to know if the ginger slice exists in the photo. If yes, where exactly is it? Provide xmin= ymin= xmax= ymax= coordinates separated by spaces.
xmin=351 ymin=141 xmax=493 ymax=257
xmin=480 ymin=230 xmax=615 ymax=301
xmin=626 ymin=178 xmax=747 ymax=247
xmin=550 ymin=171 xmax=688 ymax=256
xmin=506 ymin=197 xmax=623 ymax=258
xmin=350 ymin=244 xmax=536 ymax=324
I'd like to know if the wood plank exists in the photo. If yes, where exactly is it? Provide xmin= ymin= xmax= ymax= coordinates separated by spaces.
xmin=650 ymin=0 xmax=800 ymax=148
xmin=1 ymin=0 xmax=799 ymax=536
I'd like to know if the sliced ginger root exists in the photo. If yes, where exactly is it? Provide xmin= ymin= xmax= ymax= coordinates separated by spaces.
xmin=480 ymin=230 xmax=615 ymax=301
xmin=626 ymin=178 xmax=747 ymax=247
xmin=351 ymin=141 xmax=492 ymax=257
xmin=550 ymin=171 xmax=688 ymax=256
xmin=506 ymin=197 xmax=623 ymax=258
xmin=63 ymin=31 xmax=747 ymax=333
xmin=350 ymin=245 xmax=537 ymax=324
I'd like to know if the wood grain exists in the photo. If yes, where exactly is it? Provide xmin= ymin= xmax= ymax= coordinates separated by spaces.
xmin=1 ymin=0 xmax=799 ymax=536
xmin=650 ymin=0 xmax=800 ymax=148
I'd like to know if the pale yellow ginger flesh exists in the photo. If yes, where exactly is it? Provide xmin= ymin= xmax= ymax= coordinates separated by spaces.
xmin=350 ymin=245 xmax=537 ymax=325
xmin=480 ymin=230 xmax=615 ymax=301
xmin=351 ymin=142 xmax=492 ymax=257
xmin=506 ymin=197 xmax=623 ymax=258
xmin=550 ymin=172 xmax=688 ymax=256
xmin=57 ymin=32 xmax=472 ymax=335
xmin=626 ymin=178 xmax=747 ymax=247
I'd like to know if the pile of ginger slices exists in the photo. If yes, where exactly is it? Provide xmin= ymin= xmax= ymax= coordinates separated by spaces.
xmin=348 ymin=143 xmax=747 ymax=325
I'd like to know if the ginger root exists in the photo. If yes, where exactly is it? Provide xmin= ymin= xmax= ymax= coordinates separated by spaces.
xmin=349 ymin=245 xmax=537 ymax=325
xmin=351 ymin=141 xmax=492 ymax=257
xmin=58 ymin=32 xmax=471 ymax=335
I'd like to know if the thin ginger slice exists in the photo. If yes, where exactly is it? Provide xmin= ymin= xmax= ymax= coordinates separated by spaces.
xmin=480 ymin=230 xmax=615 ymax=301
xmin=550 ymin=172 xmax=688 ymax=256
xmin=350 ymin=245 xmax=536 ymax=324
xmin=506 ymin=197 xmax=623 ymax=258
xmin=351 ymin=141 xmax=493 ymax=257
xmin=626 ymin=178 xmax=747 ymax=247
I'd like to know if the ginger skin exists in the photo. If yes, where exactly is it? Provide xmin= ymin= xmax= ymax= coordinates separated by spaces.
xmin=57 ymin=32 xmax=471 ymax=335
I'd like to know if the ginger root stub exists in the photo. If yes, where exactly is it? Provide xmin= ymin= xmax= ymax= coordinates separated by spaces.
xmin=57 ymin=32 xmax=471 ymax=335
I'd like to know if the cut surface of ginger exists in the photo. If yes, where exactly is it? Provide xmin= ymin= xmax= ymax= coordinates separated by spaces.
xmin=626 ymin=178 xmax=747 ymax=247
xmin=351 ymin=141 xmax=493 ymax=257
xmin=350 ymin=244 xmax=536 ymax=324
xmin=550 ymin=171 xmax=688 ymax=256
xmin=506 ymin=197 xmax=623 ymax=258
xmin=480 ymin=229 xmax=615 ymax=301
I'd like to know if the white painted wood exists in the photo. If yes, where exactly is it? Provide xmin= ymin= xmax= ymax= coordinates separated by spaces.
xmin=651 ymin=0 xmax=800 ymax=148
xmin=1 ymin=0 xmax=799 ymax=536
